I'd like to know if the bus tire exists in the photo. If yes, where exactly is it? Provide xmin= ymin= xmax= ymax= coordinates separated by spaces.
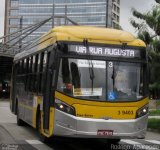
xmin=16 ymin=103 xmax=25 ymax=126
xmin=36 ymin=110 xmax=48 ymax=143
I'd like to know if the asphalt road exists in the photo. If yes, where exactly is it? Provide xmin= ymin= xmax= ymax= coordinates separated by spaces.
xmin=0 ymin=101 xmax=160 ymax=150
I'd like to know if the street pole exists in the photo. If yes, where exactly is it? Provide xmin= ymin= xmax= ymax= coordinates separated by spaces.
xmin=52 ymin=0 xmax=55 ymax=27
xmin=19 ymin=16 xmax=23 ymax=52
xmin=65 ymin=4 xmax=67 ymax=25
xmin=106 ymin=0 xmax=109 ymax=28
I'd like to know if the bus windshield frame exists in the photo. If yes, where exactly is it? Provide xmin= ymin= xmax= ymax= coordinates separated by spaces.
xmin=56 ymin=43 xmax=148 ymax=102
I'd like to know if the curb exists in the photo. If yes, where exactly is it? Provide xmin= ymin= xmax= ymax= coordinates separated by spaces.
xmin=0 ymin=99 xmax=10 ymax=102
xmin=148 ymin=116 xmax=160 ymax=119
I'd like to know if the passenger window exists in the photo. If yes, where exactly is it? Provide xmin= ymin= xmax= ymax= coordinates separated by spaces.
xmin=43 ymin=52 xmax=47 ymax=72
xmin=32 ymin=55 xmax=36 ymax=73
xmin=38 ymin=52 xmax=44 ymax=93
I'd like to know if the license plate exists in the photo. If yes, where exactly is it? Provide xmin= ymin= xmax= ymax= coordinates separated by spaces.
xmin=97 ymin=130 xmax=113 ymax=136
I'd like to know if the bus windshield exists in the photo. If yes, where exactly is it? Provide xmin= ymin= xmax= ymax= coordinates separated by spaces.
xmin=57 ymin=58 xmax=145 ymax=102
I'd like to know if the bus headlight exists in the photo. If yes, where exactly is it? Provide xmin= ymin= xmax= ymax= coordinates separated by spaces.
xmin=136 ymin=104 xmax=149 ymax=118
xmin=2 ymin=89 xmax=6 ymax=92
xmin=55 ymin=99 xmax=75 ymax=116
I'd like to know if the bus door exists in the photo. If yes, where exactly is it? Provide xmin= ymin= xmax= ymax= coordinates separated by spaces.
xmin=43 ymin=48 xmax=56 ymax=130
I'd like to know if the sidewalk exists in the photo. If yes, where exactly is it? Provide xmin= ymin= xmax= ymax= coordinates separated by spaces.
xmin=0 ymin=98 xmax=10 ymax=101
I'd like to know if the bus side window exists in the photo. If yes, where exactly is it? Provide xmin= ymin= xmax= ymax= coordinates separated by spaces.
xmin=32 ymin=55 xmax=36 ymax=73
xmin=22 ymin=60 xmax=25 ymax=85
xmin=61 ymin=58 xmax=72 ymax=94
xmin=37 ymin=54 xmax=41 ymax=93
xmin=24 ymin=58 xmax=26 ymax=73
xmin=70 ymin=62 xmax=80 ymax=88
xmin=62 ymin=58 xmax=70 ymax=83
xmin=31 ymin=55 xmax=36 ymax=92
xmin=42 ymin=51 xmax=50 ymax=93
xmin=43 ymin=52 xmax=47 ymax=72
xmin=25 ymin=58 xmax=29 ymax=91
xmin=38 ymin=52 xmax=44 ymax=93
xmin=19 ymin=60 xmax=22 ymax=75
xmin=23 ymin=58 xmax=27 ymax=90
xmin=17 ymin=61 xmax=20 ymax=75
xmin=27 ymin=56 xmax=33 ymax=92
xmin=33 ymin=54 xmax=38 ymax=93
xmin=21 ymin=60 xmax=24 ymax=74
xmin=19 ymin=60 xmax=23 ymax=83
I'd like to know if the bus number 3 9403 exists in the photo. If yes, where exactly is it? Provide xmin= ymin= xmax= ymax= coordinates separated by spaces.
xmin=118 ymin=110 xmax=134 ymax=115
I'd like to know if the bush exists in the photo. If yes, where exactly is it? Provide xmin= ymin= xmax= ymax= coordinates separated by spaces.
xmin=148 ymin=119 xmax=160 ymax=131
xmin=149 ymin=109 xmax=160 ymax=116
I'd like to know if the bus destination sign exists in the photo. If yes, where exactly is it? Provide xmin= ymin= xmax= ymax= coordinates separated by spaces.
xmin=68 ymin=45 xmax=141 ymax=58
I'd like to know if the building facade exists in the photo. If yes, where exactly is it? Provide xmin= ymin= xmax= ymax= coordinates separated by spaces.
xmin=4 ymin=0 xmax=19 ymax=41
xmin=112 ymin=0 xmax=120 ymax=28
xmin=4 ymin=0 xmax=120 ymax=44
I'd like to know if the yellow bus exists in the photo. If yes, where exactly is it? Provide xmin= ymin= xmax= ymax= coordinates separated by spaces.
xmin=10 ymin=26 xmax=149 ymax=143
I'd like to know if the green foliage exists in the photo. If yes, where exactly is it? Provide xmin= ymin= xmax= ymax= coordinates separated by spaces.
xmin=130 ymin=1 xmax=160 ymax=99
xmin=145 ymin=6 xmax=160 ymax=35
xmin=157 ymin=100 xmax=160 ymax=106
xmin=131 ymin=8 xmax=145 ymax=20
xmin=155 ymin=0 xmax=160 ymax=4
xmin=113 ymin=24 xmax=123 ymax=30
xmin=138 ymin=31 xmax=153 ymax=45
xmin=131 ymin=5 xmax=160 ymax=36
xmin=149 ymin=52 xmax=160 ymax=92
xmin=152 ymin=38 xmax=160 ymax=53
xmin=148 ymin=119 xmax=160 ymax=130
xmin=149 ymin=109 xmax=160 ymax=116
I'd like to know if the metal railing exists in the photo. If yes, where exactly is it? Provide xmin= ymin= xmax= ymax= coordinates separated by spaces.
xmin=0 ymin=14 xmax=79 ymax=57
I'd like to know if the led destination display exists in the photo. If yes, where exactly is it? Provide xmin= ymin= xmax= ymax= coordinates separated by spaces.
xmin=68 ymin=45 xmax=143 ymax=58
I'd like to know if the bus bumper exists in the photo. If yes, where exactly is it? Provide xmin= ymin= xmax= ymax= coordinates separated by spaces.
xmin=54 ymin=109 xmax=148 ymax=139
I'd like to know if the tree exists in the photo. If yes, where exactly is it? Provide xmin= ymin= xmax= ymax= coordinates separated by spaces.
xmin=155 ymin=0 xmax=160 ymax=4
xmin=130 ymin=0 xmax=160 ymax=99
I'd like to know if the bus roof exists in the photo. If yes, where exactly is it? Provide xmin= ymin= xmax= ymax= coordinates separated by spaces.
xmin=40 ymin=26 xmax=146 ymax=47
xmin=14 ymin=26 xmax=146 ymax=61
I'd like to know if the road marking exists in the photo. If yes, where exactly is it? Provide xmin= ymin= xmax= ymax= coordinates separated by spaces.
xmin=26 ymin=140 xmax=43 ymax=145
xmin=121 ymin=139 xmax=159 ymax=150
xmin=121 ymin=139 xmax=141 ymax=145
xmin=145 ymin=140 xmax=160 ymax=145
xmin=25 ymin=140 xmax=53 ymax=150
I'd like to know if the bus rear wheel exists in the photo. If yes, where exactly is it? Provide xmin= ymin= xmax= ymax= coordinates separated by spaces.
xmin=17 ymin=106 xmax=25 ymax=126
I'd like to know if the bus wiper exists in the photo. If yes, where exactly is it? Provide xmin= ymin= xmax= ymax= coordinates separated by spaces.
xmin=89 ymin=61 xmax=95 ymax=81
xmin=83 ymin=39 xmax=95 ymax=92
xmin=89 ymin=61 xmax=95 ymax=93
xmin=112 ymin=65 xmax=115 ymax=91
